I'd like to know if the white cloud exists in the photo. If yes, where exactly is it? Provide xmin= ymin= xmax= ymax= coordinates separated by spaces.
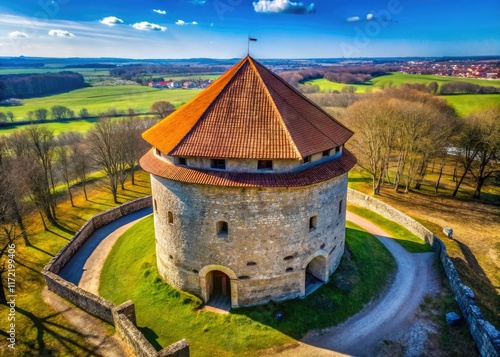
xmin=8 ymin=31 xmax=28 ymax=38
xmin=48 ymin=29 xmax=75 ymax=38
xmin=153 ymin=9 xmax=166 ymax=15
xmin=253 ymin=0 xmax=316 ymax=14
xmin=176 ymin=20 xmax=198 ymax=26
xmin=132 ymin=21 xmax=167 ymax=31
xmin=100 ymin=16 xmax=124 ymax=26
xmin=346 ymin=16 xmax=360 ymax=22
xmin=366 ymin=13 xmax=374 ymax=20
xmin=191 ymin=0 xmax=206 ymax=4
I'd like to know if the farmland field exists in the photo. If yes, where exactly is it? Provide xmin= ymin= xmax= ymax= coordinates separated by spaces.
xmin=442 ymin=94 xmax=500 ymax=117
xmin=0 ymin=85 xmax=201 ymax=121
xmin=305 ymin=73 xmax=500 ymax=94
xmin=0 ymin=118 xmax=98 ymax=135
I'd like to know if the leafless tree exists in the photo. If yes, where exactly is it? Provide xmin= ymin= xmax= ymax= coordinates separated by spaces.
xmin=87 ymin=118 xmax=123 ymax=203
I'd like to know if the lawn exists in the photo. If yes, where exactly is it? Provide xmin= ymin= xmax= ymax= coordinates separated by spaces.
xmin=442 ymin=94 xmax=500 ymax=117
xmin=99 ymin=217 xmax=396 ymax=357
xmin=0 ymin=85 xmax=201 ymax=122
xmin=347 ymin=204 xmax=433 ymax=253
xmin=0 ymin=170 xmax=152 ymax=356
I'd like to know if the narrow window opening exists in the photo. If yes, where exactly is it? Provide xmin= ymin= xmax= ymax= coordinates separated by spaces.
xmin=192 ymin=269 xmax=199 ymax=274
xmin=238 ymin=276 xmax=250 ymax=280
xmin=155 ymin=148 xmax=161 ymax=156
xmin=217 ymin=221 xmax=228 ymax=237
xmin=211 ymin=159 xmax=226 ymax=170
xmin=320 ymin=243 xmax=325 ymax=249
xmin=329 ymin=246 xmax=336 ymax=255
xmin=302 ymin=156 xmax=310 ymax=164
xmin=335 ymin=146 xmax=341 ymax=153
xmin=284 ymin=256 xmax=294 ymax=261
xmin=258 ymin=160 xmax=273 ymax=170
xmin=168 ymin=211 xmax=174 ymax=224
xmin=309 ymin=216 xmax=317 ymax=231
xmin=322 ymin=149 xmax=330 ymax=157
xmin=247 ymin=262 xmax=257 ymax=266
xmin=154 ymin=199 xmax=158 ymax=213
xmin=178 ymin=157 xmax=187 ymax=166
xmin=339 ymin=200 xmax=343 ymax=214
xmin=286 ymin=267 xmax=294 ymax=273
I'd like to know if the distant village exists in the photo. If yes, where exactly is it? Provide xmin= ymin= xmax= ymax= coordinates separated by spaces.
xmin=400 ymin=60 xmax=499 ymax=79
xmin=147 ymin=79 xmax=214 ymax=89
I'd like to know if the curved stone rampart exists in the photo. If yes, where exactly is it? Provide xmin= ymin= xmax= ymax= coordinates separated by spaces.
xmin=42 ymin=196 xmax=190 ymax=357
xmin=347 ymin=188 xmax=500 ymax=357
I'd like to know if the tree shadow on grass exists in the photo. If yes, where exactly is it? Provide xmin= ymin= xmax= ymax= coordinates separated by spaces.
xmin=14 ymin=305 xmax=99 ymax=356
xmin=28 ymin=243 xmax=55 ymax=257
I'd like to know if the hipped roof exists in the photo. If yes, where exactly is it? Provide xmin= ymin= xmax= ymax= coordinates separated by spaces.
xmin=142 ymin=56 xmax=354 ymax=160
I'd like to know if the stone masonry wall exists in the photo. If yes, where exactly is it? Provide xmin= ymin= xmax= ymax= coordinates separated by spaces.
xmin=347 ymin=188 xmax=500 ymax=357
xmin=152 ymin=173 xmax=348 ymax=307
xmin=42 ymin=196 xmax=190 ymax=357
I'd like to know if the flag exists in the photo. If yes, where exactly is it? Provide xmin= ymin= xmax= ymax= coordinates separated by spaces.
xmin=249 ymin=37 xmax=257 ymax=42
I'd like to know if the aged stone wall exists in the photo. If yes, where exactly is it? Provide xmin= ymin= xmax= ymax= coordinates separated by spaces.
xmin=152 ymin=173 xmax=348 ymax=307
xmin=347 ymin=188 xmax=500 ymax=357
xmin=42 ymin=196 xmax=190 ymax=357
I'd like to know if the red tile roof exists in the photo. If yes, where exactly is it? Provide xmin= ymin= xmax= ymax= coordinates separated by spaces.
xmin=142 ymin=56 xmax=354 ymax=159
xmin=140 ymin=148 xmax=357 ymax=187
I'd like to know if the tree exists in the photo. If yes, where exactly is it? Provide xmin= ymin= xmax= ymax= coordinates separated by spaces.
xmin=79 ymin=108 xmax=90 ymax=118
xmin=6 ymin=111 xmax=14 ymax=122
xmin=55 ymin=144 xmax=74 ymax=207
xmin=151 ymin=101 xmax=175 ymax=118
xmin=428 ymin=81 xmax=438 ymax=94
xmin=51 ymin=105 xmax=72 ymax=119
xmin=466 ymin=106 xmax=500 ymax=199
xmin=27 ymin=111 xmax=34 ymax=121
xmin=345 ymin=98 xmax=397 ymax=194
xmin=34 ymin=108 xmax=49 ymax=121
xmin=87 ymin=118 xmax=123 ymax=203
xmin=0 ymin=112 xmax=7 ymax=122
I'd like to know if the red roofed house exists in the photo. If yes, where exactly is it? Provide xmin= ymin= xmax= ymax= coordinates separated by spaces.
xmin=140 ymin=56 xmax=356 ymax=307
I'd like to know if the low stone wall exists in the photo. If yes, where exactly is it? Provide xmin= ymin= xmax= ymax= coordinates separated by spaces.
xmin=347 ymin=188 xmax=500 ymax=357
xmin=42 ymin=196 xmax=190 ymax=357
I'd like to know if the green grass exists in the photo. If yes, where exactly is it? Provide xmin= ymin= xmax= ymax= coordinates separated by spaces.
xmin=442 ymin=94 xmax=500 ymax=117
xmin=0 ymin=85 xmax=201 ymax=122
xmin=99 ymin=218 xmax=396 ymax=356
xmin=0 ymin=68 xmax=110 ymax=75
xmin=0 ymin=171 xmax=153 ymax=356
xmin=347 ymin=205 xmax=433 ymax=253
xmin=305 ymin=73 xmax=500 ymax=116
xmin=0 ymin=118 xmax=99 ymax=136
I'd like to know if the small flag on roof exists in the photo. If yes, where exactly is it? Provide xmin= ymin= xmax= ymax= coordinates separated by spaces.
xmin=249 ymin=37 xmax=257 ymax=41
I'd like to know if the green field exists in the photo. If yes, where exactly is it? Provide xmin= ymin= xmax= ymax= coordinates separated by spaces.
xmin=0 ymin=118 xmax=99 ymax=135
xmin=0 ymin=67 xmax=110 ymax=76
xmin=304 ymin=73 xmax=500 ymax=116
xmin=0 ymin=85 xmax=201 ymax=122
xmin=305 ymin=73 xmax=500 ymax=94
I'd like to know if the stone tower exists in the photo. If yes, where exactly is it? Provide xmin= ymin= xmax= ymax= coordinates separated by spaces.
xmin=140 ymin=56 xmax=356 ymax=307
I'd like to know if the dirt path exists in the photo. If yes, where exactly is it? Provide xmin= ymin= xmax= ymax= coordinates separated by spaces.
xmin=42 ymin=287 xmax=130 ymax=357
xmin=274 ymin=211 xmax=438 ymax=357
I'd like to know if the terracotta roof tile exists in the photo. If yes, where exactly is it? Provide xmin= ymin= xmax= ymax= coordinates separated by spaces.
xmin=141 ymin=56 xmax=354 ymax=160
xmin=140 ymin=149 xmax=357 ymax=187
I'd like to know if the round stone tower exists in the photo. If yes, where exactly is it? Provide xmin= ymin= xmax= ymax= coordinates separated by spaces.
xmin=140 ymin=56 xmax=356 ymax=307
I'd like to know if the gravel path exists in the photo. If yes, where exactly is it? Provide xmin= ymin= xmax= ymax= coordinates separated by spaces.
xmin=274 ymin=211 xmax=437 ymax=357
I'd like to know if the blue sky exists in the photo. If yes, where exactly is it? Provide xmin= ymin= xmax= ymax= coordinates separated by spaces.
xmin=0 ymin=0 xmax=499 ymax=59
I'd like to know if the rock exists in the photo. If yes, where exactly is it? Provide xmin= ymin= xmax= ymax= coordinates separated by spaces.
xmin=446 ymin=312 xmax=461 ymax=326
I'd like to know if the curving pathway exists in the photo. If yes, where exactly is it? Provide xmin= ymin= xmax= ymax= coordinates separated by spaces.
xmin=274 ymin=211 xmax=437 ymax=356
xmin=56 ymin=208 xmax=437 ymax=357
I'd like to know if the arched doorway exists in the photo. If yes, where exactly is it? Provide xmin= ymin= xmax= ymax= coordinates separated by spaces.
xmin=302 ymin=252 xmax=329 ymax=297
xmin=199 ymin=265 xmax=239 ymax=308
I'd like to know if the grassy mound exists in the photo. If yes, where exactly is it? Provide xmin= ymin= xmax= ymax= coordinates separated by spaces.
xmin=100 ymin=218 xmax=396 ymax=356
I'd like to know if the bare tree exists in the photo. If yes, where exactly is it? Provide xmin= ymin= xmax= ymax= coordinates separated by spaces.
xmin=466 ymin=106 xmax=500 ymax=199
xmin=151 ymin=101 xmax=175 ymax=118
xmin=6 ymin=111 xmax=14 ymax=122
xmin=34 ymin=108 xmax=49 ymax=121
xmin=87 ymin=118 xmax=122 ymax=203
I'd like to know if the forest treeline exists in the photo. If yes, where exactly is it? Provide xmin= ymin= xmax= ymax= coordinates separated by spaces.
xmin=280 ymin=65 xmax=400 ymax=87
xmin=110 ymin=65 xmax=226 ymax=84
xmin=0 ymin=72 xmax=86 ymax=100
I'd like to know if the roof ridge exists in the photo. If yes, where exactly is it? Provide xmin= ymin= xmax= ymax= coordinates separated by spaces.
xmin=169 ymin=57 xmax=252 ymax=156
xmin=253 ymin=59 xmax=355 ymax=137
xmin=247 ymin=57 xmax=303 ymax=160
